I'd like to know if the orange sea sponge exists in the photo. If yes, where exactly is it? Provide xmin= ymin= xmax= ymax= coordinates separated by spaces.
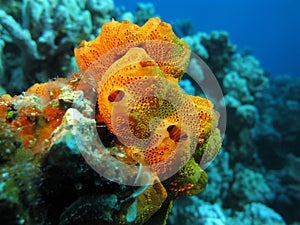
xmin=73 ymin=17 xmax=219 ymax=178
xmin=74 ymin=17 xmax=190 ymax=80
xmin=92 ymin=47 xmax=216 ymax=177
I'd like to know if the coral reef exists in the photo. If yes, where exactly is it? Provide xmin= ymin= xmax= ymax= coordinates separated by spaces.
xmin=0 ymin=17 xmax=222 ymax=225
xmin=173 ymin=14 xmax=299 ymax=225
xmin=230 ymin=165 xmax=274 ymax=205
xmin=183 ymin=31 xmax=269 ymax=167
xmin=184 ymin=31 xmax=236 ymax=77
xmin=168 ymin=197 xmax=286 ymax=225
xmin=254 ymin=75 xmax=300 ymax=223
xmin=0 ymin=0 xmax=114 ymax=94
xmin=168 ymin=197 xmax=227 ymax=225
xmin=1 ymin=1 xmax=299 ymax=224
xmin=172 ymin=19 xmax=195 ymax=37
xmin=228 ymin=203 xmax=287 ymax=225
xmin=134 ymin=2 xmax=156 ymax=26
xmin=199 ymin=151 xmax=233 ymax=204
xmin=113 ymin=2 xmax=157 ymax=26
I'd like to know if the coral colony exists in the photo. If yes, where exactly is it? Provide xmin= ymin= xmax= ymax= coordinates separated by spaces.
xmin=0 ymin=1 xmax=299 ymax=225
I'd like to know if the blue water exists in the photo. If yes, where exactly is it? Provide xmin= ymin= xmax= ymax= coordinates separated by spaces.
xmin=114 ymin=0 xmax=300 ymax=77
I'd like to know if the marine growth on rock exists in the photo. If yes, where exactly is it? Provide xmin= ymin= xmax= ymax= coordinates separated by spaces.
xmin=0 ymin=18 xmax=222 ymax=225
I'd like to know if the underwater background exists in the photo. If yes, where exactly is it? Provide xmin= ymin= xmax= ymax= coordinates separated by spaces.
xmin=0 ymin=0 xmax=299 ymax=225
xmin=115 ymin=0 xmax=300 ymax=77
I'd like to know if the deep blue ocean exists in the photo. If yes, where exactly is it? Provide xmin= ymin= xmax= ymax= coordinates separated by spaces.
xmin=114 ymin=0 xmax=300 ymax=77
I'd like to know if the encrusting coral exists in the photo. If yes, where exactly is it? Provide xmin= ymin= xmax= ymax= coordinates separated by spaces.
xmin=0 ymin=18 xmax=221 ymax=225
